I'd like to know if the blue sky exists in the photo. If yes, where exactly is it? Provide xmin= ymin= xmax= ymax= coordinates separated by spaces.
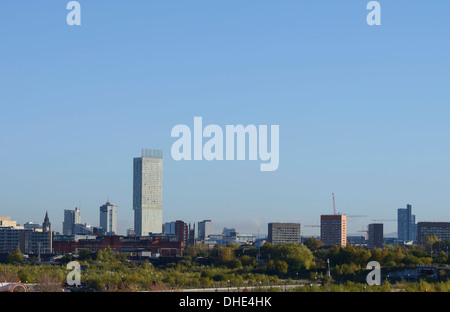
xmin=0 ymin=1 xmax=449 ymax=236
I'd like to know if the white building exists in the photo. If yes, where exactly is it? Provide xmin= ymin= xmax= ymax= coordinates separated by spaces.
xmin=63 ymin=207 xmax=81 ymax=235
xmin=100 ymin=201 xmax=117 ymax=235
xmin=133 ymin=149 xmax=163 ymax=236
xmin=198 ymin=220 xmax=213 ymax=241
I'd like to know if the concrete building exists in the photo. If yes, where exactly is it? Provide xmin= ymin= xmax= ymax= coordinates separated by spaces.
xmin=398 ymin=204 xmax=417 ymax=243
xmin=63 ymin=207 xmax=81 ymax=235
xmin=208 ymin=232 xmax=256 ymax=246
xmin=164 ymin=220 xmax=189 ymax=245
xmin=368 ymin=223 xmax=384 ymax=249
xmin=417 ymin=222 xmax=450 ymax=244
xmin=267 ymin=223 xmax=301 ymax=244
xmin=347 ymin=235 xmax=366 ymax=246
xmin=100 ymin=201 xmax=117 ymax=235
xmin=198 ymin=220 xmax=213 ymax=241
xmin=0 ymin=217 xmax=23 ymax=229
xmin=188 ymin=223 xmax=195 ymax=246
xmin=320 ymin=215 xmax=347 ymax=247
xmin=223 ymin=227 xmax=237 ymax=237
xmin=72 ymin=223 xmax=93 ymax=235
xmin=0 ymin=215 xmax=52 ymax=255
xmin=133 ymin=149 xmax=163 ymax=236
xmin=24 ymin=222 xmax=42 ymax=231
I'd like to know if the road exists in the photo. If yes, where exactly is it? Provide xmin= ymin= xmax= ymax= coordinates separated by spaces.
xmin=177 ymin=284 xmax=312 ymax=292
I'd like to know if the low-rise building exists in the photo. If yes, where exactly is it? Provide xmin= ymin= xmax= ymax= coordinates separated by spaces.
xmin=268 ymin=223 xmax=301 ymax=244
xmin=0 ymin=215 xmax=52 ymax=255
xmin=53 ymin=234 xmax=184 ymax=256
xmin=417 ymin=222 xmax=450 ymax=244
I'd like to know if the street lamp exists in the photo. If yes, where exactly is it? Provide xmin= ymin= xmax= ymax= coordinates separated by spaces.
xmin=327 ymin=259 xmax=331 ymax=292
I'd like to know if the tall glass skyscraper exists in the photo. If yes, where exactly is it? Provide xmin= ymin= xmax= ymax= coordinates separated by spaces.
xmin=397 ymin=204 xmax=417 ymax=242
xmin=133 ymin=148 xmax=163 ymax=236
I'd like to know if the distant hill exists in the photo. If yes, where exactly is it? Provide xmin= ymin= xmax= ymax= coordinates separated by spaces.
xmin=384 ymin=231 xmax=397 ymax=238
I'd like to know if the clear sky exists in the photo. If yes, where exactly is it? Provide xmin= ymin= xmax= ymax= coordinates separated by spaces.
xmin=1 ymin=1 xmax=449 ymax=236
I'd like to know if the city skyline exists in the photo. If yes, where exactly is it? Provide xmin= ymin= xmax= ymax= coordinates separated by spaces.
xmin=0 ymin=190 xmax=434 ymax=239
xmin=0 ymin=145 xmax=445 ymax=237
xmin=1 ymin=1 xmax=450 ymax=237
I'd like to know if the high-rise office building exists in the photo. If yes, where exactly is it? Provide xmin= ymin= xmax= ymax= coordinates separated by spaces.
xmin=397 ymin=204 xmax=417 ymax=242
xmin=100 ymin=201 xmax=117 ymax=235
xmin=267 ymin=223 xmax=301 ymax=244
xmin=133 ymin=149 xmax=163 ymax=236
xmin=417 ymin=222 xmax=450 ymax=244
xmin=368 ymin=223 xmax=384 ymax=249
xmin=198 ymin=220 xmax=213 ymax=241
xmin=320 ymin=215 xmax=347 ymax=247
xmin=63 ymin=207 xmax=81 ymax=235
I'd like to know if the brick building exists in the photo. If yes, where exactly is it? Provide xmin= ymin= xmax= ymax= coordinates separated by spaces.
xmin=53 ymin=235 xmax=184 ymax=256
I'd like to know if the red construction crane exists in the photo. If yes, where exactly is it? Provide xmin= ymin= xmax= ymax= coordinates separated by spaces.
xmin=357 ymin=226 xmax=369 ymax=233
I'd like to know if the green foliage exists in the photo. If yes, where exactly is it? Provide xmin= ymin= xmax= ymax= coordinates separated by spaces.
xmin=7 ymin=246 xmax=24 ymax=264
xmin=77 ymin=249 xmax=94 ymax=261
xmin=215 ymin=246 xmax=234 ymax=265
xmin=262 ymin=243 xmax=314 ymax=273
xmin=304 ymin=238 xmax=323 ymax=252
xmin=424 ymin=235 xmax=441 ymax=251
xmin=3 ymin=239 xmax=450 ymax=292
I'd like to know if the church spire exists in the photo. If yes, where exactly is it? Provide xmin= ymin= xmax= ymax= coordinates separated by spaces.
xmin=43 ymin=211 xmax=51 ymax=232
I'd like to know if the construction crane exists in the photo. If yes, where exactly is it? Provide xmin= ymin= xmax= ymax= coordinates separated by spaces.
xmin=331 ymin=193 xmax=365 ymax=217
xmin=371 ymin=219 xmax=396 ymax=222
xmin=332 ymin=193 xmax=336 ymax=215
xmin=357 ymin=226 xmax=369 ymax=233
xmin=304 ymin=224 xmax=320 ymax=228
xmin=355 ymin=226 xmax=369 ymax=239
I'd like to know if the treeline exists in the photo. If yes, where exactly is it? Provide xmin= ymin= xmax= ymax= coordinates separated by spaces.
xmin=1 ymin=235 xmax=449 ymax=291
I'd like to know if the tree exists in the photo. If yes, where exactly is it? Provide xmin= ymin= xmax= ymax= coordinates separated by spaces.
xmin=217 ymin=247 xmax=234 ymax=264
xmin=77 ymin=249 xmax=93 ymax=261
xmin=36 ymin=273 xmax=63 ymax=292
xmin=304 ymin=238 xmax=323 ymax=252
xmin=424 ymin=235 xmax=441 ymax=252
xmin=264 ymin=259 xmax=288 ymax=275
xmin=184 ymin=245 xmax=197 ymax=258
xmin=264 ymin=243 xmax=314 ymax=273
xmin=7 ymin=246 xmax=24 ymax=264
xmin=240 ymin=255 xmax=257 ymax=267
